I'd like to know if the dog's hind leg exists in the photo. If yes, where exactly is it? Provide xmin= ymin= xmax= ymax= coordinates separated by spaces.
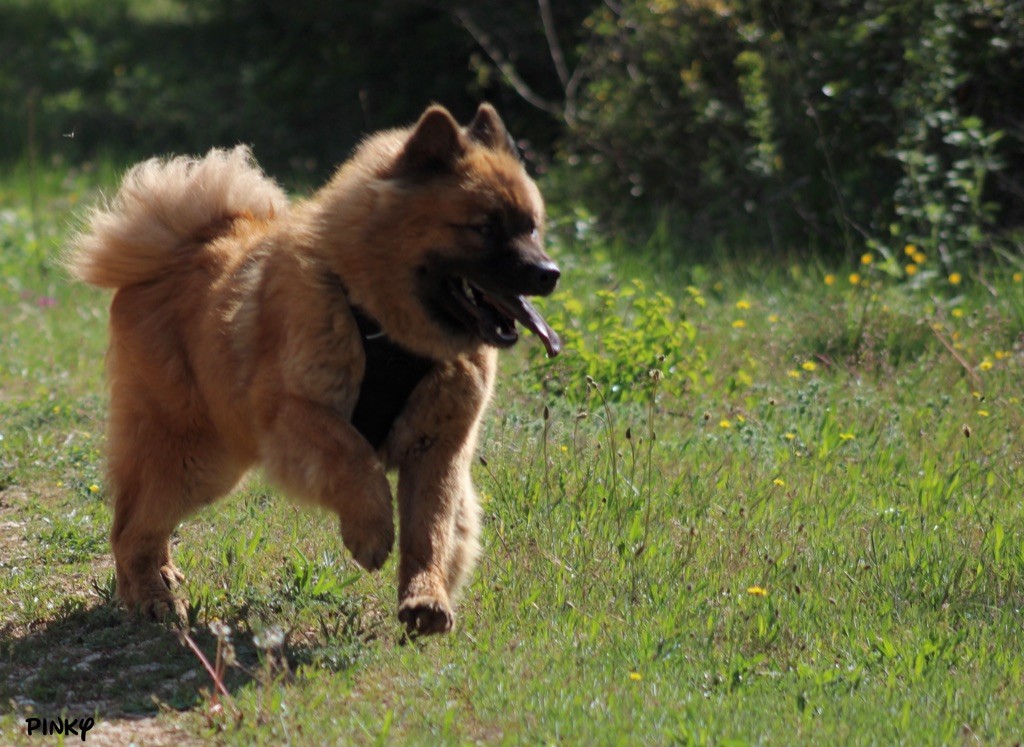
xmin=107 ymin=412 xmax=241 ymax=622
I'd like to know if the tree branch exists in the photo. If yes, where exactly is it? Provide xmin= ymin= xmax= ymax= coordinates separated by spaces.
xmin=453 ymin=7 xmax=563 ymax=119
xmin=538 ymin=0 xmax=570 ymax=90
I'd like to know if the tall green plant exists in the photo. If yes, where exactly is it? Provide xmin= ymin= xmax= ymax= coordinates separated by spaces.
xmin=889 ymin=2 xmax=1005 ymax=267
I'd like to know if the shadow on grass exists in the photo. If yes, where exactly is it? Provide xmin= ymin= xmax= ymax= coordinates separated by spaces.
xmin=0 ymin=602 xmax=260 ymax=719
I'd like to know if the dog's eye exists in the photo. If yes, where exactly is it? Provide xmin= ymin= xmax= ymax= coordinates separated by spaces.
xmin=456 ymin=218 xmax=500 ymax=241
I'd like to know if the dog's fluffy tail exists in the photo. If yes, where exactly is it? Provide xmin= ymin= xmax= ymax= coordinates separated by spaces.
xmin=68 ymin=146 xmax=288 ymax=289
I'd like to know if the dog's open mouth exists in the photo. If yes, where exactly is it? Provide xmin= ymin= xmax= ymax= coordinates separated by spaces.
xmin=447 ymin=277 xmax=561 ymax=358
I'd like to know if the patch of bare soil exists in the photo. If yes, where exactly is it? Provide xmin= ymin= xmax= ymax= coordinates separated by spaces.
xmin=0 ymin=601 xmax=261 ymax=746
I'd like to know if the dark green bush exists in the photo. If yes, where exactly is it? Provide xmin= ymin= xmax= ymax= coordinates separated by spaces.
xmin=560 ymin=0 xmax=1024 ymax=259
xmin=0 ymin=0 xmax=513 ymax=177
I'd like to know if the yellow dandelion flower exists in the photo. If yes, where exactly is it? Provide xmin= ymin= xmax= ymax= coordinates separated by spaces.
xmin=560 ymin=445 xmax=569 ymax=453
xmin=767 ymin=314 xmax=779 ymax=324
xmin=979 ymin=359 xmax=994 ymax=371
xmin=949 ymin=272 xmax=962 ymax=285
xmin=1014 ymin=272 xmax=1023 ymax=283
xmin=904 ymin=244 xmax=917 ymax=256
xmin=839 ymin=433 xmax=855 ymax=441
xmin=719 ymin=419 xmax=732 ymax=429
xmin=849 ymin=273 xmax=861 ymax=285
xmin=912 ymin=251 xmax=926 ymax=264
xmin=951 ymin=308 xmax=964 ymax=318
xmin=977 ymin=410 xmax=990 ymax=418
xmin=732 ymin=319 xmax=747 ymax=329
xmin=860 ymin=253 xmax=873 ymax=265
xmin=905 ymin=264 xmax=919 ymax=276
xmin=89 ymin=484 xmax=100 ymax=493
xmin=747 ymin=586 xmax=769 ymax=597
xmin=736 ymin=299 xmax=751 ymax=310
xmin=972 ymin=390 xmax=982 ymax=399
xmin=773 ymin=478 xmax=785 ymax=487
xmin=824 ymin=274 xmax=836 ymax=286
xmin=801 ymin=361 xmax=818 ymax=372
xmin=784 ymin=433 xmax=796 ymax=441
xmin=787 ymin=369 xmax=802 ymax=379
xmin=994 ymin=350 xmax=1010 ymax=360
xmin=629 ymin=672 xmax=643 ymax=681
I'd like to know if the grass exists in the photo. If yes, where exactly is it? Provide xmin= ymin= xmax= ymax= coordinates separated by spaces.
xmin=1 ymin=162 xmax=1023 ymax=745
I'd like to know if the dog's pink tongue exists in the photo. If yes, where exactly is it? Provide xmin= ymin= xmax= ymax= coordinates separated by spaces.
xmin=510 ymin=296 xmax=562 ymax=358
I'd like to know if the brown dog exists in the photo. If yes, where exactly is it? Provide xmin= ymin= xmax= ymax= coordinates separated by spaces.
xmin=69 ymin=104 xmax=561 ymax=636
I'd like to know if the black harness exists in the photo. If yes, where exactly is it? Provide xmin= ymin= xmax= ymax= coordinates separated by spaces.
xmin=349 ymin=306 xmax=436 ymax=450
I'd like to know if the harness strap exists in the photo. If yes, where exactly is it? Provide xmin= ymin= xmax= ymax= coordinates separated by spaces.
xmin=330 ymin=282 xmax=435 ymax=449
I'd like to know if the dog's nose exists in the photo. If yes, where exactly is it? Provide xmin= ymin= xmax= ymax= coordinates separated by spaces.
xmin=528 ymin=260 xmax=561 ymax=296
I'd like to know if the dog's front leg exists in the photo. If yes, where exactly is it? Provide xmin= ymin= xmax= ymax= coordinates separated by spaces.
xmin=259 ymin=396 xmax=395 ymax=570
xmin=387 ymin=351 xmax=496 ymax=636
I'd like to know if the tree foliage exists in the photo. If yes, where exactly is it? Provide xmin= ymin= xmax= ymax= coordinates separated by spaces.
xmin=1 ymin=1 xmax=490 ymax=176
xmin=560 ymin=0 xmax=1024 ymax=257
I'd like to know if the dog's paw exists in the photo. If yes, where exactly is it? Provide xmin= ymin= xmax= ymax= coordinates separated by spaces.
xmin=119 ymin=569 xmax=188 ymax=625
xmin=337 ymin=468 xmax=395 ymax=571
xmin=160 ymin=563 xmax=185 ymax=589
xmin=342 ymin=516 xmax=394 ymax=571
xmin=398 ymin=596 xmax=455 ymax=637
xmin=134 ymin=592 xmax=189 ymax=625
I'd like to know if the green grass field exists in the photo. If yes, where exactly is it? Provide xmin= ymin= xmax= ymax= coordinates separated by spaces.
xmin=1 ymin=163 xmax=1022 ymax=745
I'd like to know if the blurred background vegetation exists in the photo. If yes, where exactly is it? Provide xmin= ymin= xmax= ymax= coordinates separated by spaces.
xmin=2 ymin=0 xmax=1022 ymax=262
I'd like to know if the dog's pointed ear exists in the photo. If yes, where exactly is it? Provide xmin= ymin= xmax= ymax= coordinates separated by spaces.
xmin=395 ymin=105 xmax=464 ymax=175
xmin=467 ymin=103 xmax=516 ymax=154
